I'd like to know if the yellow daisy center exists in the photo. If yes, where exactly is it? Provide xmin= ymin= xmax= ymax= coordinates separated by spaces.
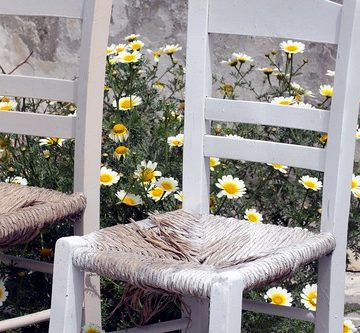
xmin=115 ymin=146 xmax=128 ymax=155
xmin=304 ymin=180 xmax=317 ymax=189
xmin=0 ymin=289 xmax=4 ymax=299
xmin=100 ymin=174 xmax=112 ymax=183
xmin=223 ymin=182 xmax=238 ymax=195
xmin=123 ymin=53 xmax=137 ymax=62
xmin=123 ymin=196 xmax=136 ymax=206
xmin=86 ymin=329 xmax=100 ymax=333
xmin=286 ymin=45 xmax=299 ymax=52
xmin=279 ymin=100 xmax=291 ymax=105
xmin=161 ymin=181 xmax=173 ymax=191
xmin=142 ymin=169 xmax=155 ymax=182
xmin=1 ymin=97 xmax=10 ymax=102
xmin=271 ymin=293 xmax=287 ymax=305
xmin=322 ymin=88 xmax=333 ymax=97
xmin=352 ymin=179 xmax=358 ymax=190
xmin=343 ymin=325 xmax=351 ymax=333
xmin=247 ymin=213 xmax=259 ymax=223
xmin=120 ymin=99 xmax=136 ymax=109
xmin=272 ymin=164 xmax=283 ymax=169
xmin=0 ymin=105 xmax=12 ymax=111
xmin=116 ymin=46 xmax=125 ymax=52
xmin=131 ymin=42 xmax=142 ymax=50
xmin=152 ymin=188 xmax=164 ymax=197
xmin=307 ymin=291 xmax=317 ymax=306
xmin=113 ymin=124 xmax=127 ymax=134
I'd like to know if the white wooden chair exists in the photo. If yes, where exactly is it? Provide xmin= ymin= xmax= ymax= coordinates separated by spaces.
xmin=49 ymin=0 xmax=360 ymax=332
xmin=0 ymin=0 xmax=111 ymax=331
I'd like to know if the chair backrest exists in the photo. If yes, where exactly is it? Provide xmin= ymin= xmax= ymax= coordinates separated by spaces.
xmin=0 ymin=0 xmax=112 ymax=236
xmin=183 ymin=0 xmax=360 ymax=243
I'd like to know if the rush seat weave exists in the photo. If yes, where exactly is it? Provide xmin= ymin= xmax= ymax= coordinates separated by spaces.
xmin=0 ymin=182 xmax=86 ymax=247
xmin=73 ymin=210 xmax=336 ymax=297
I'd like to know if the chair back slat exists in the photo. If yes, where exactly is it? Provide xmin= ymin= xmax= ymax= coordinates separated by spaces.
xmin=0 ymin=75 xmax=77 ymax=103
xmin=0 ymin=112 xmax=75 ymax=138
xmin=0 ymin=0 xmax=84 ymax=18
xmin=204 ymin=136 xmax=326 ymax=172
xmin=205 ymin=98 xmax=330 ymax=133
xmin=208 ymin=0 xmax=342 ymax=44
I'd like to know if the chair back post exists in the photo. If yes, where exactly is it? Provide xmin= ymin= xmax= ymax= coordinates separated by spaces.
xmin=316 ymin=0 xmax=360 ymax=331
xmin=183 ymin=0 xmax=212 ymax=216
xmin=72 ymin=0 xmax=112 ymax=326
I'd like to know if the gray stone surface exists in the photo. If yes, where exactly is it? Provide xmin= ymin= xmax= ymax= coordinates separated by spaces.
xmin=346 ymin=272 xmax=360 ymax=328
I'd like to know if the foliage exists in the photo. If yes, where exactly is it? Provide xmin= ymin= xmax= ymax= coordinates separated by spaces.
xmin=0 ymin=36 xmax=359 ymax=332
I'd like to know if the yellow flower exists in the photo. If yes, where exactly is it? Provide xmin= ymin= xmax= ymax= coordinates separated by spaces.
xmin=113 ymin=96 xmax=142 ymax=110
xmin=343 ymin=319 xmax=357 ymax=333
xmin=301 ymin=284 xmax=317 ymax=311
xmin=220 ymin=84 xmax=234 ymax=96
xmin=299 ymin=175 xmax=323 ymax=191
xmin=110 ymin=51 xmax=141 ymax=64
xmin=153 ymin=81 xmax=166 ymax=91
xmin=267 ymin=163 xmax=288 ymax=174
xmin=0 ymin=280 xmax=8 ymax=306
xmin=115 ymin=43 xmax=126 ymax=53
xmin=113 ymin=146 xmax=129 ymax=160
xmin=116 ymin=190 xmax=142 ymax=206
xmin=221 ymin=55 xmax=238 ymax=67
xmin=353 ymin=189 xmax=360 ymax=199
xmin=271 ymin=96 xmax=295 ymax=105
xmin=209 ymin=157 xmax=220 ymax=171
xmin=174 ymin=191 xmax=183 ymax=202
xmin=134 ymin=161 xmax=162 ymax=184
xmin=128 ymin=40 xmax=144 ymax=51
xmin=82 ymin=323 xmax=104 ymax=333
xmin=0 ymin=100 xmax=17 ymax=111
xmin=106 ymin=44 xmax=116 ymax=56
xmin=319 ymin=85 xmax=334 ymax=97
xmin=264 ymin=287 xmax=293 ymax=306
xmin=356 ymin=128 xmax=360 ymax=140
xmin=280 ymin=40 xmax=305 ymax=54
xmin=100 ymin=166 xmax=120 ymax=186
xmin=216 ymin=175 xmax=247 ymax=199
xmin=319 ymin=133 xmax=328 ymax=145
xmin=109 ymin=123 xmax=129 ymax=143
xmin=163 ymin=44 xmax=182 ymax=55
xmin=155 ymin=177 xmax=179 ymax=193
xmin=244 ymin=209 xmax=263 ymax=223
xmin=232 ymin=52 xmax=253 ymax=63
xmin=125 ymin=34 xmax=140 ymax=42
xmin=39 ymin=137 xmax=65 ymax=146
xmin=351 ymin=174 xmax=360 ymax=193
xmin=147 ymin=48 xmax=163 ymax=62
xmin=148 ymin=186 xmax=167 ymax=201
xmin=167 ymin=133 xmax=184 ymax=148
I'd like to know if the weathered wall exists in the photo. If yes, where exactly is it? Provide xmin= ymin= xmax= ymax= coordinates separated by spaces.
xmin=0 ymin=0 xmax=339 ymax=98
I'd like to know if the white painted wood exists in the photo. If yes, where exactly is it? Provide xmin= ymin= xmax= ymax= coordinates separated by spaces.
xmin=49 ymin=237 xmax=85 ymax=333
xmin=209 ymin=277 xmax=243 ymax=333
xmin=109 ymin=318 xmax=189 ymax=333
xmin=0 ymin=75 xmax=77 ymax=102
xmin=0 ymin=112 xmax=76 ymax=138
xmin=208 ymin=0 xmax=341 ymax=44
xmin=0 ymin=0 xmax=84 ymax=18
xmin=242 ymin=299 xmax=315 ymax=323
xmin=72 ymin=0 xmax=112 ymax=326
xmin=182 ymin=296 xmax=209 ymax=333
xmin=315 ymin=1 xmax=360 ymax=332
xmin=0 ymin=255 xmax=53 ymax=274
xmin=183 ymin=0 xmax=212 ymax=215
xmin=204 ymin=135 xmax=326 ymax=172
xmin=205 ymin=98 xmax=330 ymax=132
xmin=0 ymin=310 xmax=50 ymax=332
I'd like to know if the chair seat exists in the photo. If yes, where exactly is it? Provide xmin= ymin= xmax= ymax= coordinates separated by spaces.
xmin=73 ymin=210 xmax=335 ymax=298
xmin=0 ymin=182 xmax=86 ymax=247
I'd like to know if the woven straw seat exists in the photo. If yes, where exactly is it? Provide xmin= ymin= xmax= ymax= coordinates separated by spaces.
xmin=0 ymin=182 xmax=86 ymax=248
xmin=73 ymin=210 xmax=335 ymax=297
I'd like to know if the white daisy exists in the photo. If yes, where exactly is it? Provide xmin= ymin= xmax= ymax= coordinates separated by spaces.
xmin=271 ymin=96 xmax=295 ymax=106
xmin=280 ymin=40 xmax=305 ymax=54
xmin=113 ymin=96 xmax=142 ymax=110
xmin=134 ymin=161 xmax=162 ymax=183
xmin=319 ymin=85 xmax=333 ymax=97
xmin=299 ymin=175 xmax=323 ymax=191
xmin=116 ymin=190 xmax=143 ymax=206
xmin=167 ymin=133 xmax=184 ymax=148
xmin=109 ymin=123 xmax=129 ymax=143
xmin=82 ymin=323 xmax=105 ymax=333
xmin=39 ymin=137 xmax=65 ymax=147
xmin=163 ymin=44 xmax=182 ymax=55
xmin=155 ymin=177 xmax=179 ymax=193
xmin=5 ymin=176 xmax=28 ymax=186
xmin=216 ymin=175 xmax=247 ymax=199
xmin=100 ymin=166 xmax=120 ymax=186
xmin=244 ymin=209 xmax=263 ymax=223
xmin=267 ymin=163 xmax=288 ymax=174
xmin=264 ymin=287 xmax=293 ymax=306
xmin=0 ymin=280 xmax=8 ymax=306
xmin=301 ymin=284 xmax=317 ymax=311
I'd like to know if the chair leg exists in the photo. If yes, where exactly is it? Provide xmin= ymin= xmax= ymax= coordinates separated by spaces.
xmin=49 ymin=236 xmax=86 ymax=333
xmin=182 ymin=296 xmax=209 ymax=333
xmin=315 ymin=254 xmax=346 ymax=333
xmin=209 ymin=277 xmax=244 ymax=333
